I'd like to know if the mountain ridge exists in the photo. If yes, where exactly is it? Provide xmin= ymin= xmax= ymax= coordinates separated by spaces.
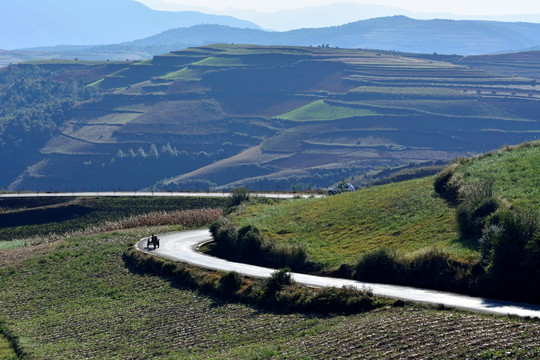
xmin=3 ymin=16 xmax=540 ymax=68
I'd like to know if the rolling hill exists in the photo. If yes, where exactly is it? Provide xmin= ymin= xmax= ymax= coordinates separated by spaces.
xmin=2 ymin=44 xmax=540 ymax=191
xmin=219 ymin=140 xmax=540 ymax=304
xmin=4 ymin=16 xmax=540 ymax=67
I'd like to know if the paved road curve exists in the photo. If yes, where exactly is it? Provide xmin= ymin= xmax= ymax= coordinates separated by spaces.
xmin=136 ymin=229 xmax=540 ymax=318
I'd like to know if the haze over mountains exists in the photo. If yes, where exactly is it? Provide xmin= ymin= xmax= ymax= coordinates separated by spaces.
xmin=175 ymin=2 xmax=540 ymax=31
xmin=0 ymin=0 xmax=259 ymax=50
xmin=2 ymin=0 xmax=540 ymax=64
xmin=3 ymin=17 xmax=540 ymax=68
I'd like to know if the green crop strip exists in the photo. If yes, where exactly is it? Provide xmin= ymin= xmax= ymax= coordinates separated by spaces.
xmin=277 ymin=100 xmax=379 ymax=122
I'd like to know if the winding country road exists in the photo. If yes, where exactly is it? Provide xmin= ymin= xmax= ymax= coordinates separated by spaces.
xmin=136 ymin=229 xmax=540 ymax=318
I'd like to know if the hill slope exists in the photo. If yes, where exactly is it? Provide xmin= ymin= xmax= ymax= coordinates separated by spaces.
xmin=224 ymin=141 xmax=540 ymax=302
xmin=231 ymin=141 xmax=540 ymax=269
xmin=1 ymin=45 xmax=540 ymax=191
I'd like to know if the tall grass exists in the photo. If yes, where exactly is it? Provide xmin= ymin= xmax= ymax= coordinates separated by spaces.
xmin=2 ymin=208 xmax=222 ymax=249
xmin=440 ymin=141 xmax=540 ymax=211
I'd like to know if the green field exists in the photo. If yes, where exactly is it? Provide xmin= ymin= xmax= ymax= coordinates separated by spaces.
xmin=1 ymin=227 xmax=539 ymax=359
xmin=276 ymin=100 xmax=379 ymax=122
xmin=233 ymin=177 xmax=470 ymax=269
xmin=160 ymin=67 xmax=202 ymax=81
xmin=192 ymin=56 xmax=249 ymax=67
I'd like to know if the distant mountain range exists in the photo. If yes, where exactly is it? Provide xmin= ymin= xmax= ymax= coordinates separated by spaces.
xmin=126 ymin=17 xmax=540 ymax=55
xmin=0 ymin=0 xmax=259 ymax=50
xmin=204 ymin=3 xmax=540 ymax=32
xmin=2 ymin=16 xmax=540 ymax=67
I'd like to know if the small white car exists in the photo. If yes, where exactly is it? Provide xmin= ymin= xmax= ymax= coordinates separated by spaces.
xmin=327 ymin=183 xmax=355 ymax=195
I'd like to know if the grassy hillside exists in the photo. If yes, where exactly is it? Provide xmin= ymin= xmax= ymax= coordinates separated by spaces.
xmin=276 ymin=100 xmax=379 ymax=122
xmin=224 ymin=141 xmax=540 ymax=302
xmin=451 ymin=141 xmax=540 ymax=212
xmin=233 ymin=177 xmax=467 ymax=269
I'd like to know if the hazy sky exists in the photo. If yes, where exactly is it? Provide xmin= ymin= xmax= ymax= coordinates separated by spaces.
xmin=135 ymin=0 xmax=540 ymax=15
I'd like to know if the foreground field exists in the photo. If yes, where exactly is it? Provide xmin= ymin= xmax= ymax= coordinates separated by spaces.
xmin=1 ymin=228 xmax=539 ymax=359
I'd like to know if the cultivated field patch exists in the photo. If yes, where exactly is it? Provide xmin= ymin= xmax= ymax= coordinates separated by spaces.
xmin=1 ymin=228 xmax=539 ymax=359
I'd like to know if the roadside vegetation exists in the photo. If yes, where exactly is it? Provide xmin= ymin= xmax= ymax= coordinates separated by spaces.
xmin=434 ymin=141 xmax=540 ymax=303
xmin=0 ymin=196 xmax=226 ymax=243
xmin=217 ymin=141 xmax=540 ymax=303
xmin=125 ymin=248 xmax=382 ymax=315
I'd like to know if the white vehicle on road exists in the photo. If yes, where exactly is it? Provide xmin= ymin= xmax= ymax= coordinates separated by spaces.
xmin=327 ymin=183 xmax=355 ymax=195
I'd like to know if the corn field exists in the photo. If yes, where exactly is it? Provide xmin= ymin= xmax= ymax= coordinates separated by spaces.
xmin=12 ymin=208 xmax=223 ymax=247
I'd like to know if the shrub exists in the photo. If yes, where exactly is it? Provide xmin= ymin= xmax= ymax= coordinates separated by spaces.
xmin=479 ymin=224 xmax=500 ymax=266
xmin=210 ymin=218 xmax=238 ymax=258
xmin=456 ymin=196 xmax=500 ymax=239
xmin=485 ymin=209 xmax=540 ymax=302
xmin=264 ymin=268 xmax=293 ymax=295
xmin=218 ymin=271 xmax=244 ymax=298
xmin=407 ymin=249 xmax=472 ymax=291
xmin=354 ymin=247 xmax=477 ymax=294
xmin=226 ymin=187 xmax=250 ymax=213
xmin=236 ymin=225 xmax=264 ymax=259
xmin=304 ymin=286 xmax=376 ymax=314
xmin=354 ymin=248 xmax=405 ymax=284
xmin=210 ymin=219 xmax=316 ymax=272
xmin=433 ymin=162 xmax=463 ymax=203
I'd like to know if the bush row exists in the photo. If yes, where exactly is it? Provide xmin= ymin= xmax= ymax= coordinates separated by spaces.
xmin=433 ymin=158 xmax=540 ymax=303
xmin=209 ymin=218 xmax=319 ymax=273
xmin=352 ymin=248 xmax=482 ymax=295
xmin=123 ymin=247 xmax=383 ymax=315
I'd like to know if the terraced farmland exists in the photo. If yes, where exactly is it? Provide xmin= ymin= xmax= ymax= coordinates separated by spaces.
xmin=3 ymin=45 xmax=540 ymax=191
